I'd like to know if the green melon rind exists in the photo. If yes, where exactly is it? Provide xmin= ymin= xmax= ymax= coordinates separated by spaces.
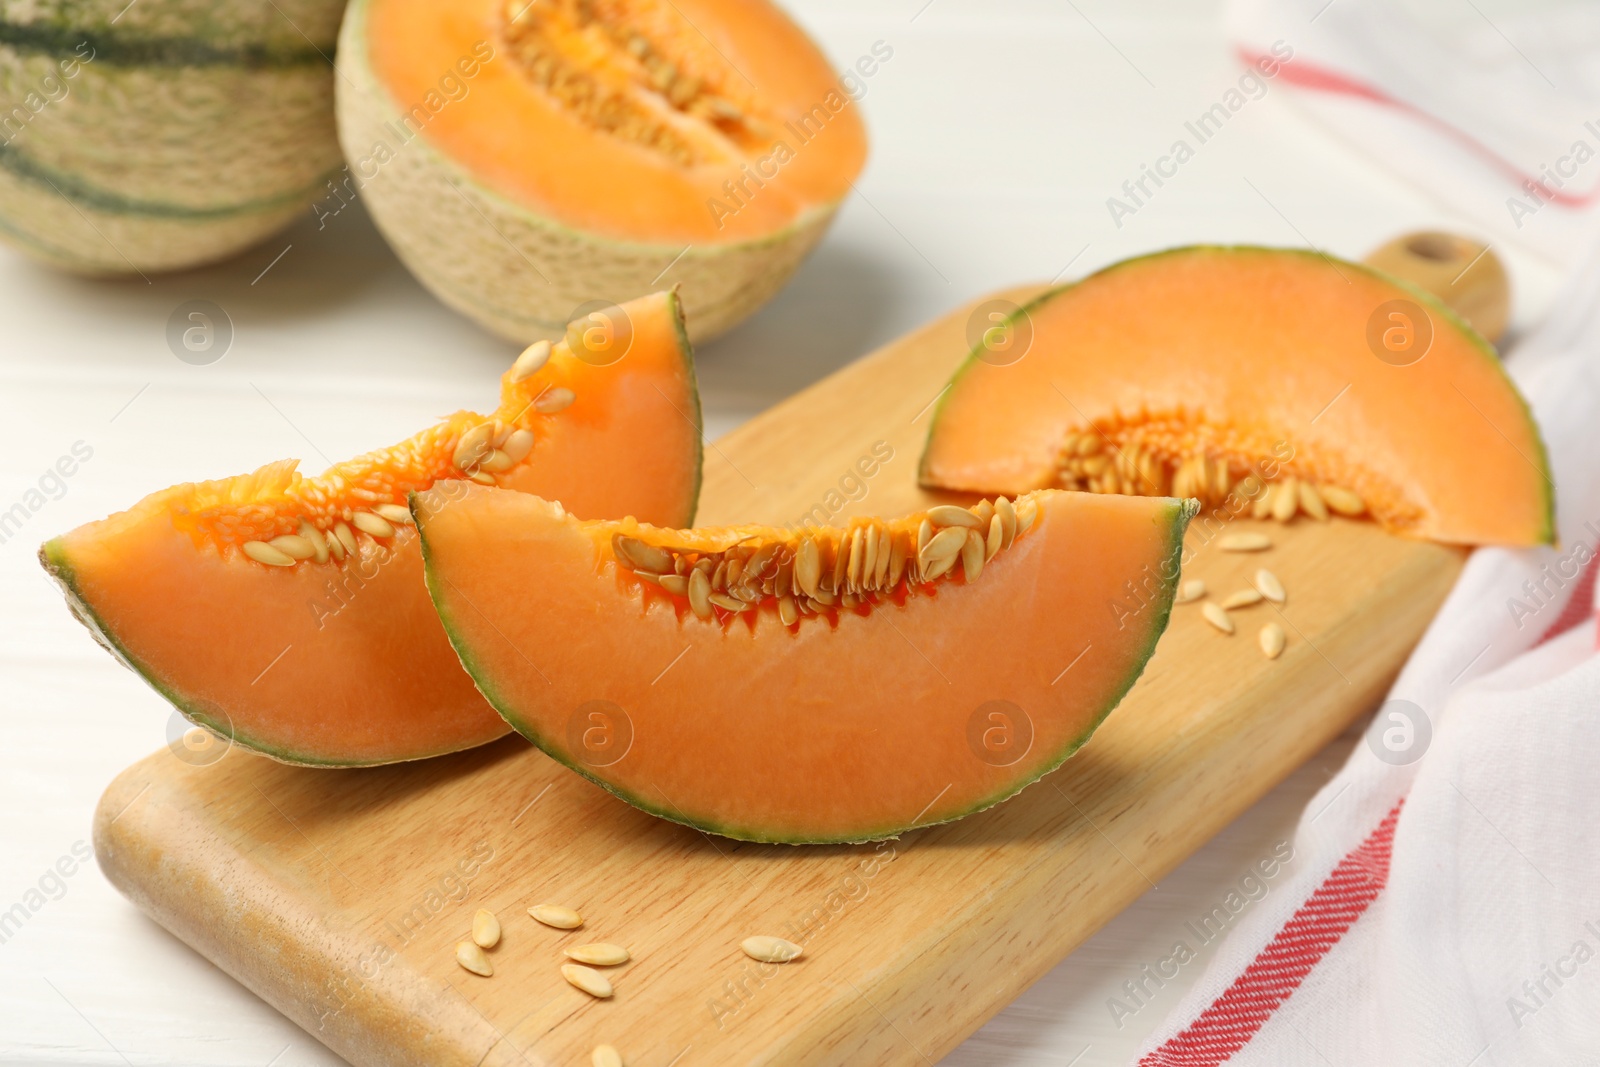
xmin=419 ymin=497 xmax=1196 ymax=845
xmin=0 ymin=1 xmax=345 ymax=274
xmin=335 ymin=0 xmax=841 ymax=344
xmin=918 ymin=245 xmax=1555 ymax=546
xmin=36 ymin=541 xmax=487 ymax=768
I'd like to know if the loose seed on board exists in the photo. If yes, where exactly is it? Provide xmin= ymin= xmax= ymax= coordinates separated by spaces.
xmin=1176 ymin=579 xmax=1206 ymax=604
xmin=456 ymin=942 xmax=493 ymax=977
xmin=374 ymin=503 xmax=414 ymax=526
xmin=742 ymin=935 xmax=803 ymax=963
xmin=592 ymin=1047 xmax=624 ymax=1067
xmin=566 ymin=943 xmax=630 ymax=966
xmin=242 ymin=540 xmax=295 ymax=567
xmin=352 ymin=511 xmax=396 ymax=539
xmin=510 ymin=339 xmax=552 ymax=383
xmin=926 ymin=504 xmax=983 ymax=530
xmin=1299 ymin=481 xmax=1329 ymax=522
xmin=1272 ymin=476 xmax=1300 ymax=522
xmin=1201 ymin=602 xmax=1235 ymax=635
xmin=1254 ymin=568 xmax=1286 ymax=604
xmin=1218 ymin=532 xmax=1272 ymax=552
xmin=1320 ymin=484 xmax=1365 ymax=516
xmin=1259 ymin=622 xmax=1286 ymax=659
xmin=562 ymin=963 xmax=614 ymax=998
xmin=535 ymin=387 xmax=577 ymax=414
xmin=529 ymin=903 xmax=583 ymax=929
xmin=472 ymin=909 xmax=501 ymax=949
xmin=1221 ymin=588 xmax=1263 ymax=610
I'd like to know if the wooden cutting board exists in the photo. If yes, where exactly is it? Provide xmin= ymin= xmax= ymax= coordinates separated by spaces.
xmin=92 ymin=286 xmax=1465 ymax=1067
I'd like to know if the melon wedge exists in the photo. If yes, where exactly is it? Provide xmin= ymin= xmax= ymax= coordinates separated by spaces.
xmin=920 ymin=246 xmax=1553 ymax=546
xmin=415 ymin=484 xmax=1196 ymax=843
xmin=40 ymin=291 xmax=701 ymax=766
xmin=337 ymin=0 xmax=868 ymax=342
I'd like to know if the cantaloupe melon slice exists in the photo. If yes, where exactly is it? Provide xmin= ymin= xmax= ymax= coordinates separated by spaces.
xmin=0 ymin=0 xmax=345 ymax=273
xmin=40 ymin=291 xmax=701 ymax=766
xmin=337 ymin=0 xmax=869 ymax=342
xmin=416 ymin=484 xmax=1196 ymax=843
xmin=920 ymin=246 xmax=1553 ymax=546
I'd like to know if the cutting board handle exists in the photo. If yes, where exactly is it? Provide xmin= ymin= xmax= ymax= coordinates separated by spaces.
xmin=1363 ymin=231 xmax=1510 ymax=344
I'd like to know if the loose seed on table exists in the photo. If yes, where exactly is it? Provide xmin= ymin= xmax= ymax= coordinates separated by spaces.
xmin=1218 ymin=532 xmax=1272 ymax=552
xmin=1259 ymin=622 xmax=1286 ymax=659
xmin=456 ymin=941 xmax=493 ymax=977
xmin=472 ymin=908 xmax=501 ymax=949
xmin=529 ymin=903 xmax=583 ymax=929
xmin=562 ymin=963 xmax=614 ymax=998
xmin=1201 ymin=602 xmax=1235 ymax=635
xmin=1221 ymin=588 xmax=1263 ymax=610
xmin=592 ymin=1046 xmax=624 ymax=1067
xmin=741 ymin=935 xmax=803 ymax=963
xmin=1254 ymin=568 xmax=1286 ymax=604
xmin=1176 ymin=579 xmax=1206 ymax=604
xmin=565 ymin=942 xmax=630 ymax=966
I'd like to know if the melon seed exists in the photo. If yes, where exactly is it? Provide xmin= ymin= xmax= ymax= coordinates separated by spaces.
xmin=1218 ymin=532 xmax=1271 ymax=552
xmin=709 ymin=592 xmax=747 ymax=612
xmin=456 ymin=942 xmax=493 ymax=977
xmin=659 ymin=574 xmax=688 ymax=596
xmin=778 ymin=595 xmax=798 ymax=626
xmin=333 ymin=522 xmax=358 ymax=557
xmin=562 ymin=963 xmax=614 ymax=998
xmin=1254 ymin=568 xmax=1286 ymax=604
xmin=688 ymin=568 xmax=713 ymax=620
xmin=1016 ymin=497 xmax=1039 ymax=533
xmin=477 ymin=449 xmax=516 ymax=473
xmin=741 ymin=935 xmax=802 ymax=963
xmin=510 ymin=339 xmax=552 ymax=383
xmin=453 ymin=422 xmax=495 ymax=470
xmin=1176 ymin=579 xmax=1206 ymax=603
xmin=565 ymin=942 xmax=630 ymax=966
xmin=535 ymin=387 xmax=577 ymax=414
xmin=926 ymin=504 xmax=983 ymax=530
xmin=1201 ymin=602 xmax=1235 ymax=635
xmin=985 ymin=514 xmax=1003 ymax=561
xmin=268 ymin=534 xmax=317 ymax=560
xmin=919 ymin=527 xmax=967 ymax=570
xmin=468 ymin=470 xmax=497 ymax=485
xmin=615 ymin=535 xmax=672 ymax=575
xmin=1272 ymin=477 xmax=1300 ymax=522
xmin=916 ymin=517 xmax=933 ymax=554
xmin=1252 ymin=485 xmax=1276 ymax=520
xmin=795 ymin=538 xmax=821 ymax=598
xmin=592 ymin=1047 xmax=624 ymax=1067
xmin=352 ymin=511 xmax=396 ymax=539
xmin=961 ymin=529 xmax=985 ymax=583
xmin=1221 ymin=588 xmax=1263 ymax=610
xmin=501 ymin=428 xmax=536 ymax=464
xmin=1320 ymin=485 xmax=1365 ymax=516
xmin=242 ymin=540 xmax=295 ymax=567
xmin=1259 ymin=622 xmax=1286 ymax=659
xmin=374 ymin=503 xmax=414 ymax=526
xmin=995 ymin=496 xmax=1018 ymax=548
xmin=529 ymin=903 xmax=583 ymax=929
xmin=472 ymin=908 xmax=501 ymax=949
xmin=298 ymin=521 xmax=330 ymax=563
xmin=1299 ymin=481 xmax=1329 ymax=522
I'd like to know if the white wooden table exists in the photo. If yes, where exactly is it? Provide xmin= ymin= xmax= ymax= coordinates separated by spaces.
xmin=0 ymin=1 xmax=1563 ymax=1063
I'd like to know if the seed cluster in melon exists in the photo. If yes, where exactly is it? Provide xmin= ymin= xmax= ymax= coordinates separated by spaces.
xmin=40 ymin=291 xmax=702 ymax=767
xmin=416 ymin=483 xmax=1195 ymax=843
xmin=920 ymin=245 xmax=1553 ymax=547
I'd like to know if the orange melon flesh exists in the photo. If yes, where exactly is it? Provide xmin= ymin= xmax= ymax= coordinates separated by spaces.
xmin=40 ymin=291 xmax=701 ymax=766
xmin=920 ymin=246 xmax=1553 ymax=546
xmin=416 ymin=485 xmax=1195 ymax=843
xmin=367 ymin=0 xmax=868 ymax=244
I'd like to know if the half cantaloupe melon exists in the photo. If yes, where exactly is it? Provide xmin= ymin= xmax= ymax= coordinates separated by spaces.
xmin=920 ymin=246 xmax=1553 ymax=547
xmin=40 ymin=291 xmax=701 ymax=766
xmin=0 ymin=0 xmax=345 ymax=273
xmin=416 ymin=484 xmax=1196 ymax=843
xmin=337 ymin=0 xmax=869 ymax=343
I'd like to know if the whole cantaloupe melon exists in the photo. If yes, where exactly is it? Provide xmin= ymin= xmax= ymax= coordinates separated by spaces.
xmin=337 ymin=0 xmax=869 ymax=343
xmin=0 ymin=0 xmax=346 ymax=273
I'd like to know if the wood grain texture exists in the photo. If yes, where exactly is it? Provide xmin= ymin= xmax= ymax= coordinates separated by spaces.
xmin=93 ymin=288 xmax=1465 ymax=1067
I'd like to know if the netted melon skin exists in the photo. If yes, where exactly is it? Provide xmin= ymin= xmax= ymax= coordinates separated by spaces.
xmin=335 ymin=0 xmax=838 ymax=344
xmin=0 ymin=0 xmax=345 ymax=273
